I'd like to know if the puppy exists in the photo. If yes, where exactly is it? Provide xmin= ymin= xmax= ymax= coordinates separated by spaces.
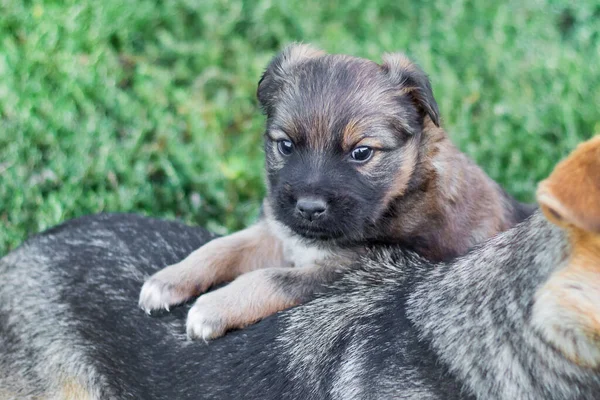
xmin=532 ymin=135 xmax=600 ymax=367
xmin=138 ymin=43 xmax=533 ymax=340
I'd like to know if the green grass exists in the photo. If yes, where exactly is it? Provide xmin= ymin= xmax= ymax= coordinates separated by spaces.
xmin=1 ymin=0 xmax=599 ymax=255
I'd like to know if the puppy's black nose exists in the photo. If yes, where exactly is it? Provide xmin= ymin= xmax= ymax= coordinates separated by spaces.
xmin=296 ymin=197 xmax=327 ymax=221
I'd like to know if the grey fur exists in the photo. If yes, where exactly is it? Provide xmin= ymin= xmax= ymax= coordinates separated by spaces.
xmin=1 ymin=210 xmax=598 ymax=399
xmin=409 ymin=213 xmax=598 ymax=399
xmin=278 ymin=212 xmax=600 ymax=399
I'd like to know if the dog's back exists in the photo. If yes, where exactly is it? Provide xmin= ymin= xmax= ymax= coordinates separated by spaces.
xmin=0 ymin=214 xmax=258 ymax=399
xmin=0 ymin=213 xmax=465 ymax=399
xmin=3 ymin=206 xmax=600 ymax=399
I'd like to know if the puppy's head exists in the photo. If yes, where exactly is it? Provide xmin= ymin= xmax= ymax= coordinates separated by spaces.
xmin=258 ymin=43 xmax=440 ymax=243
xmin=537 ymin=136 xmax=600 ymax=235
xmin=534 ymin=136 xmax=600 ymax=367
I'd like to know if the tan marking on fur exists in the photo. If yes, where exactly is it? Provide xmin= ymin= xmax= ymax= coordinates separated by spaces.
xmin=534 ymin=135 xmax=600 ymax=367
xmin=379 ymin=137 xmax=418 ymax=206
xmin=341 ymin=118 xmax=363 ymax=151
xmin=212 ymin=267 xmax=305 ymax=328
xmin=429 ymin=121 xmax=511 ymax=235
xmin=397 ymin=86 xmax=420 ymax=99
xmin=381 ymin=119 xmax=514 ymax=261
xmin=187 ymin=266 xmax=321 ymax=339
xmin=397 ymin=86 xmax=417 ymax=95
xmin=533 ymin=230 xmax=600 ymax=367
xmin=0 ymin=376 xmax=94 ymax=400
xmin=59 ymin=378 xmax=94 ymax=400
xmin=341 ymin=119 xmax=386 ymax=153
xmin=276 ymin=119 xmax=301 ymax=144
xmin=146 ymin=221 xmax=285 ymax=299
xmin=555 ymin=230 xmax=600 ymax=330
xmin=357 ymin=137 xmax=384 ymax=149
xmin=267 ymin=129 xmax=291 ymax=142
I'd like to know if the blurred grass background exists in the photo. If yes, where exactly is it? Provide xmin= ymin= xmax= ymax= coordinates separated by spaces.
xmin=1 ymin=0 xmax=599 ymax=255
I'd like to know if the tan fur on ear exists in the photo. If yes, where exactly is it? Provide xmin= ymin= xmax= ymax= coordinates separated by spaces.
xmin=537 ymin=136 xmax=600 ymax=233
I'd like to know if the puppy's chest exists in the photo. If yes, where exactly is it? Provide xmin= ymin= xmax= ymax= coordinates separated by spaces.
xmin=268 ymin=220 xmax=331 ymax=268
xmin=282 ymin=237 xmax=330 ymax=268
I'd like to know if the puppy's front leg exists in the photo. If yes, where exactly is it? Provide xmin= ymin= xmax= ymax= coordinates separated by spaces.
xmin=186 ymin=265 xmax=340 ymax=340
xmin=139 ymin=221 xmax=284 ymax=313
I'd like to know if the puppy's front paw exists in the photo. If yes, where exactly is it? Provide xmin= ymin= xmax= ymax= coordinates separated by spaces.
xmin=186 ymin=294 xmax=228 ymax=341
xmin=139 ymin=273 xmax=194 ymax=314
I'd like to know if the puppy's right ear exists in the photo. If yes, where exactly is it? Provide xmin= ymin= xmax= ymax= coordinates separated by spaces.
xmin=537 ymin=136 xmax=600 ymax=233
xmin=381 ymin=53 xmax=441 ymax=128
xmin=257 ymin=43 xmax=325 ymax=114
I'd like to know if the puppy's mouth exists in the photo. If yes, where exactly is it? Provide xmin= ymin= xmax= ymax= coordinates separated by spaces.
xmin=295 ymin=227 xmax=344 ymax=241
xmin=287 ymin=221 xmax=345 ymax=241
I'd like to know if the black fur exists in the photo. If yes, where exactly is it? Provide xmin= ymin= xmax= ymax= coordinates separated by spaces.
xmin=0 ymin=213 xmax=465 ymax=399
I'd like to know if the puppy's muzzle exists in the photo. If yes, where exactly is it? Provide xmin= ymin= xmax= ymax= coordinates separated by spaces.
xmin=295 ymin=197 xmax=327 ymax=221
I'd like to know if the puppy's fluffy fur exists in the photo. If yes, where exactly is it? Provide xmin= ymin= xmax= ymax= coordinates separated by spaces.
xmin=139 ymin=44 xmax=533 ymax=340
xmin=0 ymin=137 xmax=598 ymax=399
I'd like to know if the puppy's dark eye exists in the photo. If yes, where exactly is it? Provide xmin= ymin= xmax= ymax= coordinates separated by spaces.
xmin=277 ymin=140 xmax=294 ymax=156
xmin=350 ymin=146 xmax=373 ymax=162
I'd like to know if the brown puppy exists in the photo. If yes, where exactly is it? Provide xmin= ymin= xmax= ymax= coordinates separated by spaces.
xmin=534 ymin=135 xmax=600 ymax=367
xmin=139 ymin=44 xmax=533 ymax=340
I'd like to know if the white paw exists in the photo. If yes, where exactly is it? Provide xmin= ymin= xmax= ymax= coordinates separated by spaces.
xmin=138 ymin=275 xmax=191 ymax=314
xmin=186 ymin=295 xmax=227 ymax=341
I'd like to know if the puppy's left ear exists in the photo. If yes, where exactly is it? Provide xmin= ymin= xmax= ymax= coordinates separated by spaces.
xmin=381 ymin=53 xmax=440 ymax=127
xmin=537 ymin=136 xmax=600 ymax=233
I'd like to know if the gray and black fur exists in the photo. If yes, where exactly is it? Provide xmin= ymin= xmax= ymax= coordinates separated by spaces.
xmin=1 ymin=209 xmax=598 ymax=399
